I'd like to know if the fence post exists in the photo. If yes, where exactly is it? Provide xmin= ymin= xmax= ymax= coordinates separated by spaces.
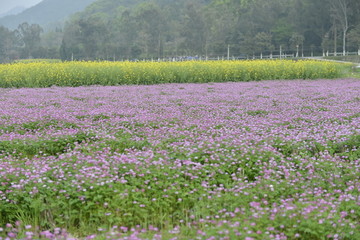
xmin=296 ymin=45 xmax=299 ymax=57
xmin=302 ymin=46 xmax=304 ymax=57
xmin=227 ymin=45 xmax=230 ymax=60
xmin=358 ymin=49 xmax=360 ymax=55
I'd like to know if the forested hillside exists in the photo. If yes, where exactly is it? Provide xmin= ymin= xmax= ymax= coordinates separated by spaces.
xmin=0 ymin=0 xmax=97 ymax=30
xmin=1 ymin=0 xmax=360 ymax=62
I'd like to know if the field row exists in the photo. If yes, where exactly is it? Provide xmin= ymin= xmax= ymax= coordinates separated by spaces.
xmin=0 ymin=60 xmax=345 ymax=88
xmin=0 ymin=79 xmax=359 ymax=239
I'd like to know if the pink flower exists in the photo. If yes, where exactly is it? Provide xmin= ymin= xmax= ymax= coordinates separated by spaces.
xmin=8 ymin=232 xmax=17 ymax=238
xmin=250 ymin=202 xmax=261 ymax=208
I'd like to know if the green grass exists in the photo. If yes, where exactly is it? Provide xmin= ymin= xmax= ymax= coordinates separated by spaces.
xmin=0 ymin=132 xmax=96 ymax=158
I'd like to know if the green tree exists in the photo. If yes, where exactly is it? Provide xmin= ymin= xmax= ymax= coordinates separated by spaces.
xmin=56 ymin=0 xmax=360 ymax=60
xmin=254 ymin=32 xmax=274 ymax=56
xmin=329 ymin=0 xmax=350 ymax=55
xmin=61 ymin=16 xmax=110 ymax=60
xmin=111 ymin=8 xmax=139 ymax=59
xmin=133 ymin=2 xmax=166 ymax=58
xmin=0 ymin=26 xmax=18 ymax=62
xmin=78 ymin=17 xmax=110 ymax=59
xmin=290 ymin=0 xmax=331 ymax=55
xmin=290 ymin=33 xmax=305 ymax=57
xmin=15 ymin=22 xmax=43 ymax=58
xmin=180 ymin=1 xmax=207 ymax=55
xmin=40 ymin=28 xmax=63 ymax=59
xmin=60 ymin=20 xmax=83 ymax=60
xmin=206 ymin=3 xmax=239 ymax=56
xmin=347 ymin=23 xmax=360 ymax=50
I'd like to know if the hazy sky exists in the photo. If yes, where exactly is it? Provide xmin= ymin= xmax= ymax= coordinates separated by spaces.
xmin=0 ymin=0 xmax=42 ymax=14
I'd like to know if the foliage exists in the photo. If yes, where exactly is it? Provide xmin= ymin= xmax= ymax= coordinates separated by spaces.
xmin=14 ymin=23 xmax=43 ymax=59
xmin=348 ymin=23 xmax=360 ymax=49
xmin=1 ymin=0 xmax=360 ymax=62
xmin=0 ymin=60 xmax=345 ymax=88
xmin=0 ymin=26 xmax=17 ymax=63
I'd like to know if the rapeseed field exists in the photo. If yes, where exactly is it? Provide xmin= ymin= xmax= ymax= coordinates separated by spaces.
xmin=0 ymin=60 xmax=343 ymax=88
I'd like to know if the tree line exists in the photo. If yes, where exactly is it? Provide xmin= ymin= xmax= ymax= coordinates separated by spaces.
xmin=1 ymin=0 xmax=360 ymax=63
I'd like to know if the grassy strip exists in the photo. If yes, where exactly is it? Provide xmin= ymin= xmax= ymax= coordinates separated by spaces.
xmin=0 ymin=132 xmax=96 ymax=158
xmin=0 ymin=60 xmax=346 ymax=88
xmin=272 ymin=134 xmax=360 ymax=161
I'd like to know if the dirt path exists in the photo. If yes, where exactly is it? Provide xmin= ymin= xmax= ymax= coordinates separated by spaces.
xmin=305 ymin=56 xmax=360 ymax=67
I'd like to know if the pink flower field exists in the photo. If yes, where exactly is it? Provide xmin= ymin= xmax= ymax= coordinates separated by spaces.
xmin=0 ymin=79 xmax=359 ymax=239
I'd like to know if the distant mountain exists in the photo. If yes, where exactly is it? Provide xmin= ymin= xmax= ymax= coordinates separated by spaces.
xmin=0 ymin=0 xmax=98 ymax=30
xmin=0 ymin=6 xmax=27 ymax=18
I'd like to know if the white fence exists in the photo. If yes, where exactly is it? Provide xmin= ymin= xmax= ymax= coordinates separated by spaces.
xmin=323 ymin=50 xmax=360 ymax=57
xmin=113 ymin=48 xmax=360 ymax=62
xmin=145 ymin=49 xmax=360 ymax=62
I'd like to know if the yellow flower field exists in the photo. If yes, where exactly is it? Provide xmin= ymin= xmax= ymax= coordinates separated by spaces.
xmin=0 ymin=60 xmax=344 ymax=88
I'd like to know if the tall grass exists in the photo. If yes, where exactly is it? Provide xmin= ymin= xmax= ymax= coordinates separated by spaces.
xmin=0 ymin=60 xmax=345 ymax=88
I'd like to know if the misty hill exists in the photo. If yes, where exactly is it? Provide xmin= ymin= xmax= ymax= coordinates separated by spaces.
xmin=0 ymin=6 xmax=27 ymax=18
xmin=70 ymin=0 xmax=210 ymax=28
xmin=84 ymin=0 xmax=142 ymax=12
xmin=71 ymin=0 xmax=147 ymax=20
xmin=0 ymin=0 xmax=98 ymax=30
